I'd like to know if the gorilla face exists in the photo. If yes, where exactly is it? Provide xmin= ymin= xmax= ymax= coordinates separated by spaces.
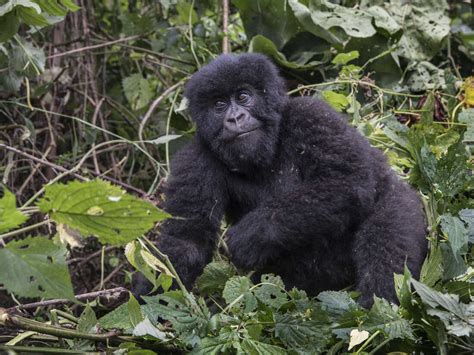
xmin=185 ymin=54 xmax=288 ymax=173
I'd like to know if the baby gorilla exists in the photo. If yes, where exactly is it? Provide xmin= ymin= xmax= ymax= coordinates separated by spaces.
xmin=134 ymin=53 xmax=427 ymax=307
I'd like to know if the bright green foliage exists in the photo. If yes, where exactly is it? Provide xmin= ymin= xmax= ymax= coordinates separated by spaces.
xmin=196 ymin=261 xmax=235 ymax=295
xmin=322 ymin=90 xmax=349 ymax=112
xmin=222 ymin=276 xmax=258 ymax=313
xmin=0 ymin=187 xmax=28 ymax=233
xmin=0 ymin=236 xmax=74 ymax=299
xmin=37 ymin=180 xmax=169 ymax=245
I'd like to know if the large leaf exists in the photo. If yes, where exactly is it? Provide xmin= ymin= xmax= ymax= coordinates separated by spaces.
xmin=10 ymin=39 xmax=45 ymax=77
xmin=254 ymin=274 xmax=288 ymax=309
xmin=233 ymin=0 xmax=301 ymax=49
xmin=249 ymin=35 xmax=322 ymax=70
xmin=0 ymin=12 xmax=20 ymax=42
xmin=196 ymin=261 xmax=235 ymax=295
xmin=440 ymin=214 xmax=469 ymax=262
xmin=364 ymin=297 xmax=414 ymax=340
xmin=0 ymin=236 xmax=74 ymax=299
xmin=222 ymin=276 xmax=257 ymax=313
xmin=142 ymin=294 xmax=210 ymax=346
xmin=0 ymin=187 xmax=28 ymax=233
xmin=0 ymin=0 xmax=41 ymax=17
xmin=240 ymin=338 xmax=286 ymax=355
xmin=37 ymin=180 xmax=169 ymax=245
xmin=274 ymin=313 xmax=330 ymax=352
xmin=388 ymin=0 xmax=450 ymax=61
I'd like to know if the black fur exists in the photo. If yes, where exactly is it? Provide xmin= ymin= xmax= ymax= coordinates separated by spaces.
xmin=133 ymin=54 xmax=427 ymax=307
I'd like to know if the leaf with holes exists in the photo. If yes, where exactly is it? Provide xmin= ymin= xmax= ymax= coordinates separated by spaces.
xmin=37 ymin=179 xmax=169 ymax=245
xmin=0 ymin=187 xmax=28 ymax=233
xmin=254 ymin=274 xmax=288 ymax=309
xmin=222 ymin=276 xmax=257 ymax=313
xmin=0 ymin=236 xmax=74 ymax=299
xmin=196 ymin=261 xmax=235 ymax=295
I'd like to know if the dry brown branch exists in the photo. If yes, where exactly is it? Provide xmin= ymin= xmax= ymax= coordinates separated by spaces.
xmin=222 ymin=0 xmax=230 ymax=54
xmin=6 ymin=287 xmax=128 ymax=313
xmin=138 ymin=81 xmax=185 ymax=144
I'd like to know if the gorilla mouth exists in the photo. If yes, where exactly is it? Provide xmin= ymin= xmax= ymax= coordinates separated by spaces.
xmin=236 ymin=127 xmax=260 ymax=138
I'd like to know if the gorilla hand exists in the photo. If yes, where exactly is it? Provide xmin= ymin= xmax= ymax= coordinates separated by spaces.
xmin=225 ymin=210 xmax=281 ymax=270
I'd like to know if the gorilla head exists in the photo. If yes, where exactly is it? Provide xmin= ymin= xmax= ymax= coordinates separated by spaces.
xmin=185 ymin=54 xmax=288 ymax=173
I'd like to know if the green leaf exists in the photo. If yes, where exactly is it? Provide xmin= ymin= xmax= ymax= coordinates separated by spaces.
xmin=0 ymin=12 xmax=20 ymax=42
xmin=288 ymin=0 xmax=345 ymax=45
xmin=458 ymin=109 xmax=474 ymax=144
xmin=234 ymin=0 xmax=301 ymax=49
xmin=249 ymin=35 xmax=322 ymax=70
xmin=317 ymin=291 xmax=359 ymax=315
xmin=332 ymin=51 xmax=359 ymax=66
xmin=222 ymin=276 xmax=257 ymax=313
xmin=321 ymin=90 xmax=349 ymax=112
xmin=274 ymin=313 xmax=330 ymax=352
xmin=60 ymin=0 xmax=80 ymax=12
xmin=77 ymin=304 xmax=98 ymax=333
xmin=420 ymin=244 xmax=443 ymax=286
xmin=196 ymin=261 xmax=235 ymax=295
xmin=122 ymin=73 xmax=152 ymax=111
xmin=459 ymin=209 xmax=474 ymax=243
xmin=411 ymin=279 xmax=466 ymax=319
xmin=98 ymin=303 xmax=133 ymax=330
xmin=366 ymin=6 xmax=401 ymax=36
xmin=440 ymin=214 xmax=469 ymax=262
xmin=35 ymin=0 xmax=68 ymax=16
xmin=142 ymin=294 xmax=209 ymax=345
xmin=0 ymin=236 xmax=74 ymax=299
xmin=392 ymin=1 xmax=450 ymax=61
xmin=240 ymin=338 xmax=286 ymax=355
xmin=364 ymin=297 xmax=414 ymax=340
xmin=290 ymin=0 xmax=377 ymax=43
xmin=128 ymin=293 xmax=144 ymax=327
xmin=37 ymin=180 xmax=169 ymax=245
xmin=254 ymin=274 xmax=288 ymax=309
xmin=0 ymin=187 xmax=28 ymax=233
xmin=10 ymin=40 xmax=45 ymax=76
xmin=125 ymin=241 xmax=158 ymax=288
xmin=0 ymin=0 xmax=41 ymax=17
xmin=191 ymin=328 xmax=235 ymax=355
xmin=17 ymin=6 xmax=49 ymax=26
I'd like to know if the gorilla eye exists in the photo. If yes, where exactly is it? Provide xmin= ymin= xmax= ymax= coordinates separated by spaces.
xmin=236 ymin=90 xmax=251 ymax=104
xmin=214 ymin=100 xmax=227 ymax=110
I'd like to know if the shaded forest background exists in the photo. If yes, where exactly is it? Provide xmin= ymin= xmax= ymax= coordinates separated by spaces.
xmin=0 ymin=0 xmax=474 ymax=353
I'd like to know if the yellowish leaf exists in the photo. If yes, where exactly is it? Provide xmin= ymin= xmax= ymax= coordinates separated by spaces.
xmin=348 ymin=329 xmax=370 ymax=350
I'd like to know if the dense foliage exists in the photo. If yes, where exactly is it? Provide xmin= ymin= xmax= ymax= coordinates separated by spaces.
xmin=0 ymin=0 xmax=473 ymax=353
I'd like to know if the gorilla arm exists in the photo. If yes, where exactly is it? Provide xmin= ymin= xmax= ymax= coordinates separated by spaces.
xmin=154 ymin=141 xmax=227 ymax=288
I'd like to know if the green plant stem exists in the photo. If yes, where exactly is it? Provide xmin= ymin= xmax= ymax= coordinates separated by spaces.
xmin=141 ymin=236 xmax=188 ymax=294
xmin=0 ymin=220 xmax=48 ymax=240
xmin=165 ymin=89 xmax=182 ymax=173
xmin=368 ymin=337 xmax=391 ymax=354
xmin=288 ymin=79 xmax=424 ymax=98
xmin=0 ymin=311 xmax=119 ymax=341
xmin=355 ymin=330 xmax=381 ymax=354
xmin=188 ymin=0 xmax=200 ymax=68
xmin=0 ymin=345 xmax=85 ymax=354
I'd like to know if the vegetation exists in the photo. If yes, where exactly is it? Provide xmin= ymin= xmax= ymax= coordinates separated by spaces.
xmin=0 ymin=0 xmax=473 ymax=353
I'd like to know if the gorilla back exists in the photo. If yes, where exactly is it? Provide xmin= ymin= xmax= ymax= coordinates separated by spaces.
xmin=134 ymin=53 xmax=427 ymax=307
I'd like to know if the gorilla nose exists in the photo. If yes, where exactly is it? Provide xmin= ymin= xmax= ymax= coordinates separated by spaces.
xmin=226 ymin=112 xmax=247 ymax=126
